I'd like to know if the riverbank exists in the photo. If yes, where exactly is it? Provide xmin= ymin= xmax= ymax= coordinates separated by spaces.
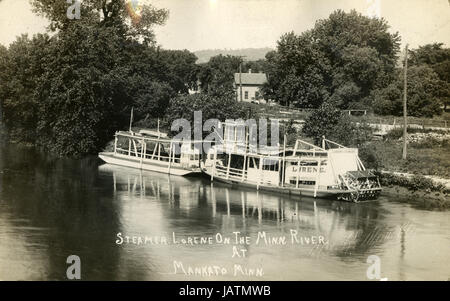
xmin=375 ymin=171 xmax=450 ymax=210
xmin=382 ymin=186 xmax=449 ymax=210
xmin=364 ymin=131 xmax=450 ymax=210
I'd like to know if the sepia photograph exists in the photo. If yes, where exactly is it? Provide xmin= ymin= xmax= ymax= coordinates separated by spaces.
xmin=0 ymin=0 xmax=449 ymax=288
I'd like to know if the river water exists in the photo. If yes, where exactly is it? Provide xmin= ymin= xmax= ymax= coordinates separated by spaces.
xmin=0 ymin=142 xmax=449 ymax=281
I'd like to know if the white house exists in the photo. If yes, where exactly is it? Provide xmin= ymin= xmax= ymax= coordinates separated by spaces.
xmin=234 ymin=70 xmax=267 ymax=103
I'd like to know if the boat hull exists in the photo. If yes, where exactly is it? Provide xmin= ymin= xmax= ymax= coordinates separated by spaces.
xmin=202 ymin=168 xmax=380 ymax=201
xmin=98 ymin=152 xmax=201 ymax=176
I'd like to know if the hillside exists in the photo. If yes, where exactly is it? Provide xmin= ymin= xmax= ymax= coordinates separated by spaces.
xmin=194 ymin=47 xmax=273 ymax=64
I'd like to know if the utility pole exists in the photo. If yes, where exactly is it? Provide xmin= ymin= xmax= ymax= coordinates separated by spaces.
xmin=402 ymin=44 xmax=408 ymax=160
xmin=239 ymin=61 xmax=243 ymax=102
xmin=129 ymin=107 xmax=134 ymax=133
xmin=238 ymin=56 xmax=246 ymax=102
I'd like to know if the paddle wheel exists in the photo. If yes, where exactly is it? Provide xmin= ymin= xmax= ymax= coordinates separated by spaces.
xmin=338 ymin=171 xmax=381 ymax=202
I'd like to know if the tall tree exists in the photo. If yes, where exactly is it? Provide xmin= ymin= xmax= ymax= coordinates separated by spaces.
xmin=0 ymin=34 xmax=53 ymax=143
xmin=263 ymin=10 xmax=401 ymax=109
xmin=31 ymin=0 xmax=169 ymax=44
xmin=0 ymin=1 xmax=172 ymax=156
xmin=409 ymin=43 xmax=450 ymax=110
xmin=197 ymin=54 xmax=242 ymax=97
xmin=373 ymin=65 xmax=442 ymax=117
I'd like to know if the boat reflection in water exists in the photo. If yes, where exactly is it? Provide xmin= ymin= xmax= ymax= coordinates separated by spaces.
xmin=1 ymin=143 xmax=448 ymax=281
xmin=98 ymin=164 xmax=399 ymax=280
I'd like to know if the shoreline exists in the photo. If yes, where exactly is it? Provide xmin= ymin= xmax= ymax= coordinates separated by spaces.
xmin=1 ymin=131 xmax=448 ymax=210
xmin=381 ymin=186 xmax=449 ymax=210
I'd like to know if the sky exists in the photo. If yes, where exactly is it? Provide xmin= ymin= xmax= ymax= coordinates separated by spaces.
xmin=0 ymin=0 xmax=449 ymax=51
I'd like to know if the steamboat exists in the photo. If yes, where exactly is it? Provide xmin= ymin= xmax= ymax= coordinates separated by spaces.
xmin=201 ymin=121 xmax=381 ymax=202
xmin=98 ymin=129 xmax=202 ymax=176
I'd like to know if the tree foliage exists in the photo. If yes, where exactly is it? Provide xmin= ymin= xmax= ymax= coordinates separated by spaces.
xmin=263 ymin=10 xmax=401 ymax=109
xmin=409 ymin=43 xmax=450 ymax=110
xmin=373 ymin=65 xmax=442 ymax=117
xmin=302 ymin=102 xmax=373 ymax=146
xmin=164 ymin=93 xmax=253 ymax=138
xmin=31 ymin=0 xmax=169 ymax=44
xmin=197 ymin=54 xmax=242 ymax=97
xmin=0 ymin=1 xmax=199 ymax=156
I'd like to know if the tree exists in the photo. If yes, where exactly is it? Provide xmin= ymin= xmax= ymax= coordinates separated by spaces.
xmin=302 ymin=102 xmax=342 ymax=144
xmin=155 ymin=49 xmax=199 ymax=93
xmin=409 ymin=43 xmax=450 ymax=110
xmin=165 ymin=93 xmax=250 ymax=132
xmin=263 ymin=10 xmax=401 ymax=109
xmin=0 ymin=34 xmax=53 ymax=144
xmin=197 ymin=54 xmax=242 ymax=96
xmin=373 ymin=65 xmax=442 ymax=117
xmin=0 ymin=1 xmax=173 ymax=156
xmin=34 ymin=24 xmax=135 ymax=156
xmin=31 ymin=0 xmax=169 ymax=44
xmin=302 ymin=101 xmax=372 ymax=146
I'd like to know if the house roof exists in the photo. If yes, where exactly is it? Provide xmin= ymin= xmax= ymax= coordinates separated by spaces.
xmin=234 ymin=72 xmax=267 ymax=85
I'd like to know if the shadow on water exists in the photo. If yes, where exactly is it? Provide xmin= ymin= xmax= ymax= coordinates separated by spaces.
xmin=0 ymin=142 xmax=123 ymax=280
xmin=99 ymin=164 xmax=391 ymax=261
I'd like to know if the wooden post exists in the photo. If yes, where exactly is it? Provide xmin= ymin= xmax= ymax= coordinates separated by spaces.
xmin=277 ymin=158 xmax=281 ymax=187
xmin=226 ymin=151 xmax=232 ymax=180
xmin=257 ymin=157 xmax=263 ymax=190
xmin=293 ymin=140 xmax=298 ymax=155
xmin=241 ymin=131 xmax=249 ymax=182
xmin=151 ymin=143 xmax=157 ymax=160
xmin=114 ymin=135 xmax=118 ymax=155
xmin=296 ymin=159 xmax=301 ymax=188
xmin=158 ymin=142 xmax=161 ymax=161
xmin=314 ymin=160 xmax=322 ymax=198
xmin=140 ymin=138 xmax=144 ymax=169
xmin=402 ymin=44 xmax=408 ymax=160
xmin=211 ymin=147 xmax=217 ymax=182
xmin=167 ymin=142 xmax=173 ymax=174
xmin=281 ymin=134 xmax=287 ymax=187
xmin=234 ymin=126 xmax=237 ymax=152
xmin=132 ymin=139 xmax=139 ymax=157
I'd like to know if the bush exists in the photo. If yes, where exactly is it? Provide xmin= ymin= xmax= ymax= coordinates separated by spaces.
xmin=164 ymin=93 xmax=255 ymax=137
xmin=385 ymin=127 xmax=449 ymax=141
xmin=302 ymin=101 xmax=373 ymax=146
xmin=376 ymin=172 xmax=446 ymax=192
xmin=385 ymin=127 xmax=404 ymax=140
xmin=410 ymin=137 xmax=449 ymax=149
xmin=358 ymin=145 xmax=380 ymax=169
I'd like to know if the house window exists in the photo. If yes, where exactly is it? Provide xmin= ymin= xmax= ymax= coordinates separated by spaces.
xmin=244 ymin=91 xmax=248 ymax=100
xmin=255 ymin=91 xmax=260 ymax=100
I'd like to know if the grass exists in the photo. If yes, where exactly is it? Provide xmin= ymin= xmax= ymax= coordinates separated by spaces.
xmin=364 ymin=139 xmax=450 ymax=178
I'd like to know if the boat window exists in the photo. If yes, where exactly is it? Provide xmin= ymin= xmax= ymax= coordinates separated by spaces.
xmin=300 ymin=181 xmax=315 ymax=185
xmin=236 ymin=127 xmax=246 ymax=143
xmin=262 ymin=159 xmax=279 ymax=171
xmin=249 ymin=158 xmax=259 ymax=168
